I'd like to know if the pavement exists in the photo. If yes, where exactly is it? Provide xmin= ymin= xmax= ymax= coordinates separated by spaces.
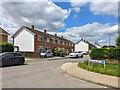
xmin=1 ymin=55 xmax=107 ymax=88
xmin=61 ymin=62 xmax=119 ymax=88
xmin=25 ymin=56 xmax=69 ymax=61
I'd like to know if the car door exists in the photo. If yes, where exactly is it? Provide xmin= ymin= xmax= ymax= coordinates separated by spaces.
xmin=14 ymin=53 xmax=21 ymax=64
xmin=2 ymin=53 xmax=14 ymax=66
xmin=46 ymin=52 xmax=51 ymax=57
xmin=78 ymin=51 xmax=82 ymax=57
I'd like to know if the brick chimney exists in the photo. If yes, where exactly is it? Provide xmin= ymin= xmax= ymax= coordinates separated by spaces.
xmin=31 ymin=25 xmax=34 ymax=30
xmin=61 ymin=35 xmax=63 ymax=38
xmin=44 ymin=29 xmax=46 ymax=33
xmin=55 ymin=33 xmax=57 ymax=36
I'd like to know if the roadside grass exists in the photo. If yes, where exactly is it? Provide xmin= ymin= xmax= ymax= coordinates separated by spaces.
xmin=78 ymin=60 xmax=119 ymax=77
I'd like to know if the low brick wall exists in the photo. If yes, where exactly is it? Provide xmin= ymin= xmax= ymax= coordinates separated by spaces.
xmin=21 ymin=52 xmax=40 ymax=58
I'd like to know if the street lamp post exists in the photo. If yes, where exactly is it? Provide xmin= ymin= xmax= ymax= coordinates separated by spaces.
xmin=107 ymin=34 xmax=111 ymax=46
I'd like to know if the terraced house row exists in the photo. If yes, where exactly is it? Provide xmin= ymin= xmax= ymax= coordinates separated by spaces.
xmin=12 ymin=25 xmax=75 ymax=57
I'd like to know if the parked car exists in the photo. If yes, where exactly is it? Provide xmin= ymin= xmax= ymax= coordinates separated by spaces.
xmin=0 ymin=52 xmax=25 ymax=67
xmin=81 ymin=51 xmax=88 ymax=55
xmin=40 ymin=50 xmax=53 ymax=58
xmin=69 ymin=51 xmax=83 ymax=58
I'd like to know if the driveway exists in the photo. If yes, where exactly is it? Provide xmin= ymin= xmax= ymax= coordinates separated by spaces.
xmin=1 ymin=55 xmax=105 ymax=88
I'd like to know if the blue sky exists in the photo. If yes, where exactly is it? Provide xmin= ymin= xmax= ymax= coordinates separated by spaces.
xmin=54 ymin=2 xmax=117 ymax=32
xmin=0 ymin=1 xmax=118 ymax=46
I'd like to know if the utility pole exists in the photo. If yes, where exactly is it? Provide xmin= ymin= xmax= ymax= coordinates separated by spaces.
xmin=107 ymin=34 xmax=111 ymax=46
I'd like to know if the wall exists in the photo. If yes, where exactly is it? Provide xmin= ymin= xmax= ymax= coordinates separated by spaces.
xmin=75 ymin=41 xmax=88 ymax=52
xmin=35 ymin=36 xmax=75 ymax=54
xmin=14 ymin=29 xmax=34 ymax=52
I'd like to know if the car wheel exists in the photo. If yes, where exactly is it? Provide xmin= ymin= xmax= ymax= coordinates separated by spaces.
xmin=81 ymin=55 xmax=83 ymax=58
xmin=44 ymin=55 xmax=47 ymax=58
xmin=76 ymin=55 xmax=78 ymax=58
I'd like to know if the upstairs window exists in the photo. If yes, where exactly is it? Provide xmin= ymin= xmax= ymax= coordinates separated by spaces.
xmin=47 ymin=38 xmax=50 ymax=42
xmin=72 ymin=43 xmax=74 ymax=46
xmin=38 ymin=36 xmax=43 ymax=42
xmin=62 ymin=41 xmax=65 ymax=45
xmin=53 ymin=40 xmax=55 ymax=44
xmin=66 ymin=42 xmax=68 ymax=46
xmin=58 ymin=40 xmax=60 ymax=44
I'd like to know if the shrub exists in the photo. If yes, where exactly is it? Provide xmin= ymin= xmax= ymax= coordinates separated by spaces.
xmin=0 ymin=42 xmax=14 ymax=53
xmin=115 ymin=36 xmax=120 ymax=48
xmin=89 ymin=48 xmax=120 ymax=60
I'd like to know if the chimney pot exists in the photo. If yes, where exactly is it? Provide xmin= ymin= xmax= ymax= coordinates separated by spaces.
xmin=55 ymin=33 xmax=57 ymax=36
xmin=31 ymin=25 xmax=34 ymax=30
xmin=44 ymin=29 xmax=46 ymax=33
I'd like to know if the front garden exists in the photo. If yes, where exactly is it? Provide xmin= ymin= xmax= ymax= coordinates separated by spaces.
xmin=78 ymin=60 xmax=119 ymax=77
xmin=78 ymin=36 xmax=120 ymax=77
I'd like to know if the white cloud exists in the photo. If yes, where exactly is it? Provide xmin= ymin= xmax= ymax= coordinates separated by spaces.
xmin=74 ymin=14 xmax=77 ymax=18
xmin=54 ymin=22 xmax=118 ymax=46
xmin=70 ymin=1 xmax=118 ymax=17
xmin=1 ymin=1 xmax=70 ymax=33
xmin=90 ymin=2 xmax=118 ymax=17
xmin=70 ymin=0 xmax=88 ymax=7
xmin=73 ymin=7 xmax=80 ymax=13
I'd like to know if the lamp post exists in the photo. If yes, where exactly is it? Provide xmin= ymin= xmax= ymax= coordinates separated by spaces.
xmin=107 ymin=34 xmax=111 ymax=46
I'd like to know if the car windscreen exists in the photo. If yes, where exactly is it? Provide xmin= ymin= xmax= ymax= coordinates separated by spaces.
xmin=14 ymin=53 xmax=22 ymax=56
xmin=3 ymin=53 xmax=14 ymax=57
xmin=72 ymin=51 xmax=78 ymax=53
xmin=42 ymin=51 xmax=46 ymax=53
xmin=0 ymin=53 xmax=4 ymax=56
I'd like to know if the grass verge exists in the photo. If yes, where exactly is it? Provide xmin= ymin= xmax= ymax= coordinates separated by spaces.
xmin=78 ymin=60 xmax=119 ymax=77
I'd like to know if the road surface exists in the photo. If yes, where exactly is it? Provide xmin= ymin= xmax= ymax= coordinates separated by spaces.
xmin=2 ymin=55 xmax=106 ymax=88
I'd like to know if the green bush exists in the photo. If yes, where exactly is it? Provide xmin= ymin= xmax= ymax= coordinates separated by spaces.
xmin=89 ymin=48 xmax=120 ymax=60
xmin=0 ymin=42 xmax=14 ymax=53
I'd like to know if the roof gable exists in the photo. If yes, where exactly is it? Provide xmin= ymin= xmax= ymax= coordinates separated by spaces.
xmin=11 ymin=26 xmax=35 ymax=38
xmin=0 ymin=27 xmax=10 ymax=35
xmin=76 ymin=38 xmax=96 ymax=48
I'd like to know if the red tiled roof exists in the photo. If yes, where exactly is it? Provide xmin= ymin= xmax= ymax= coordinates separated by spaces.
xmin=12 ymin=26 xmax=74 ymax=44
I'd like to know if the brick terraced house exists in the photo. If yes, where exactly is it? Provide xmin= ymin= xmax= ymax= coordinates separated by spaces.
xmin=0 ymin=27 xmax=9 ymax=42
xmin=12 ymin=25 xmax=75 ymax=57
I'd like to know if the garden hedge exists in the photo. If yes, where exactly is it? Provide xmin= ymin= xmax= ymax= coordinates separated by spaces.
xmin=89 ymin=48 xmax=120 ymax=60
xmin=0 ymin=42 xmax=14 ymax=53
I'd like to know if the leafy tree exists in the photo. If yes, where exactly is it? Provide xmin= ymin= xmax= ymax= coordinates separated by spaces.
xmin=115 ymin=36 xmax=120 ymax=48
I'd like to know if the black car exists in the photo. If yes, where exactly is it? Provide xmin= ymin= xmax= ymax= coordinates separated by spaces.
xmin=0 ymin=52 xmax=25 ymax=67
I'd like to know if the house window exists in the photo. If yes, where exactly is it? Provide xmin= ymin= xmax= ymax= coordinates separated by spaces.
xmin=72 ymin=44 xmax=74 ymax=46
xmin=58 ymin=40 xmax=60 ymax=44
xmin=53 ymin=40 xmax=55 ymax=44
xmin=62 ymin=41 xmax=65 ymax=45
xmin=38 ymin=36 xmax=43 ymax=42
xmin=47 ymin=38 xmax=50 ymax=42
xmin=66 ymin=42 xmax=68 ymax=46
xmin=38 ymin=46 xmax=43 ymax=53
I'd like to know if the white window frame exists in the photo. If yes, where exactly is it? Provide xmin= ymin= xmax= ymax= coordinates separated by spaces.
xmin=66 ymin=42 xmax=68 ymax=46
xmin=53 ymin=39 xmax=55 ymax=44
xmin=38 ymin=36 xmax=43 ymax=42
xmin=58 ymin=40 xmax=60 ymax=44
xmin=47 ymin=38 xmax=50 ymax=43
xmin=62 ymin=41 xmax=65 ymax=45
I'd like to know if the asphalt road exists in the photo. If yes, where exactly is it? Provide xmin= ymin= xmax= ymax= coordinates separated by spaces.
xmin=2 ymin=55 xmax=106 ymax=88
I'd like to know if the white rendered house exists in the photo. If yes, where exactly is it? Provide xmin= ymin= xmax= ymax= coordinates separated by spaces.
xmin=75 ymin=38 xmax=96 ymax=52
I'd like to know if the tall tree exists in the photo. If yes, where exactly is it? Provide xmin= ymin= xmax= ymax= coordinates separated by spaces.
xmin=115 ymin=36 xmax=120 ymax=48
